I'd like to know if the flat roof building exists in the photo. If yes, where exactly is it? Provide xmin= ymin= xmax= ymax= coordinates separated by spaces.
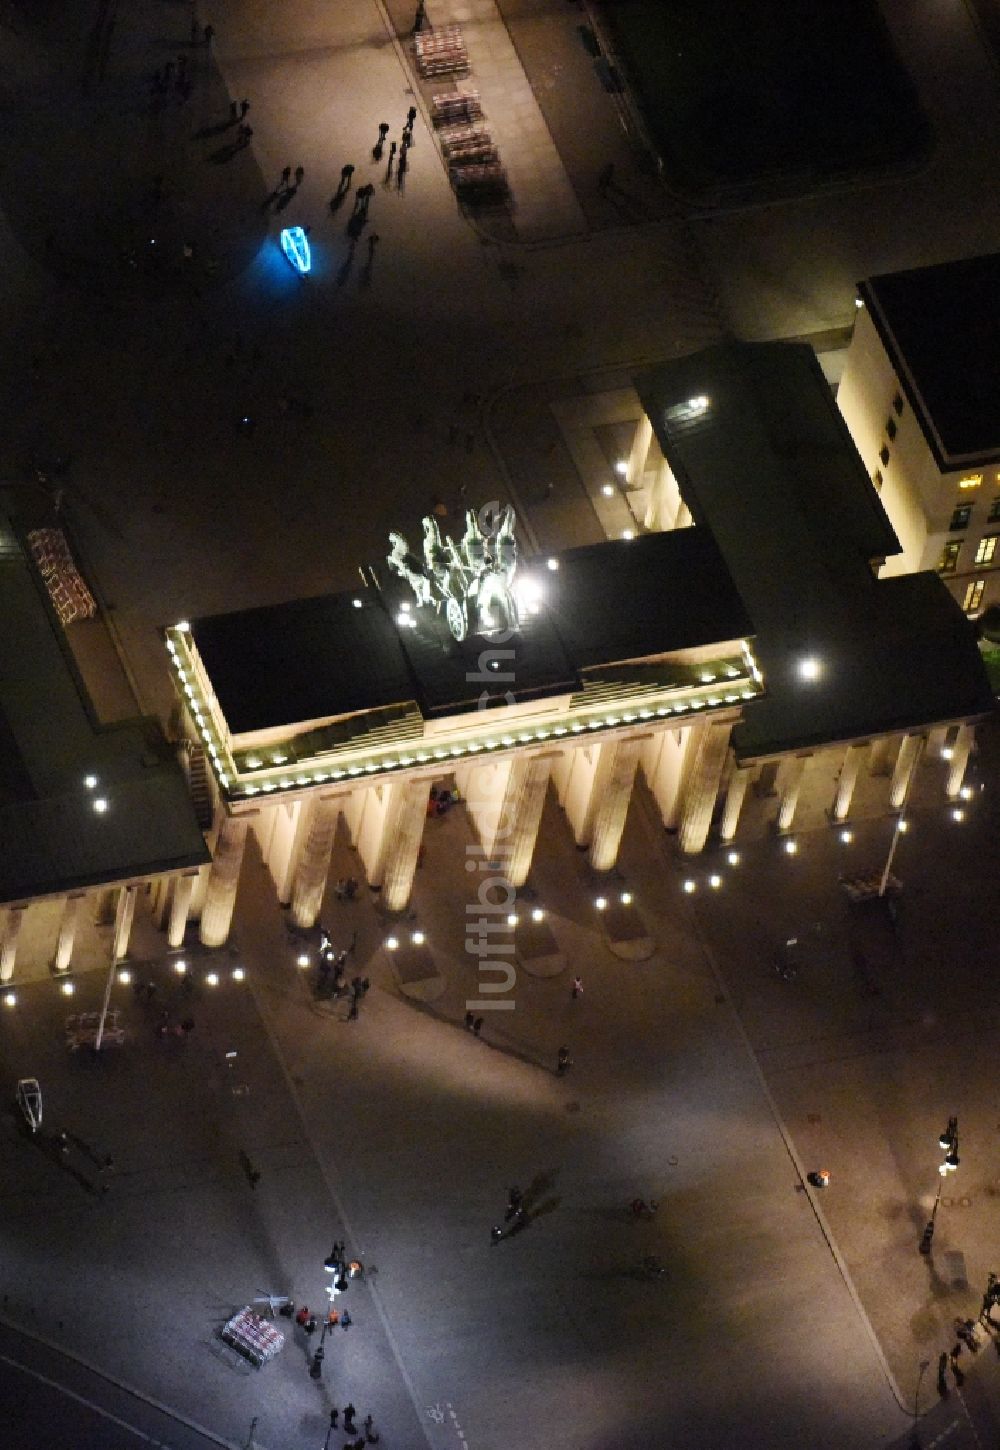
xmin=0 ymin=504 xmax=208 ymax=979
xmin=838 ymin=252 xmax=1000 ymax=618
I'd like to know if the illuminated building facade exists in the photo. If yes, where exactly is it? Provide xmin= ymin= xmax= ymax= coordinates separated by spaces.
xmin=837 ymin=253 xmax=1000 ymax=618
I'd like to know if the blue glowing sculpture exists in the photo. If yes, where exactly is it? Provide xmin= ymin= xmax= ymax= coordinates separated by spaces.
xmin=279 ymin=226 xmax=311 ymax=275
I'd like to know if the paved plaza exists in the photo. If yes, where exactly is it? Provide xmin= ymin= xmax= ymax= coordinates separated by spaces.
xmin=1 ymin=0 xmax=1000 ymax=1445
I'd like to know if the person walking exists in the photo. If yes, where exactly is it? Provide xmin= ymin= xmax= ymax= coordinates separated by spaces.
xmin=385 ymin=141 xmax=397 ymax=183
xmin=571 ymin=975 xmax=583 ymax=999
xmin=413 ymin=0 xmax=426 ymax=33
xmin=343 ymin=1404 xmax=357 ymax=1434
xmin=363 ymin=1414 xmax=379 ymax=1444
xmin=505 ymin=1185 xmax=522 ymax=1220
xmin=329 ymin=1408 xmax=339 ymax=1430
xmin=203 ymin=22 xmax=215 ymax=45
xmin=490 ymin=1224 xmax=503 ymax=1243
xmin=472 ymin=1016 xmax=483 ymax=1036
xmin=464 ymin=1010 xmax=475 ymax=1030
xmin=556 ymin=1045 xmax=571 ymax=1076
xmin=294 ymin=165 xmax=305 ymax=184
xmin=239 ymin=98 xmax=250 ymax=118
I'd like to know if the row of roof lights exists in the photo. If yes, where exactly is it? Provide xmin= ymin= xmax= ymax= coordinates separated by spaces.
xmin=233 ymin=683 xmax=755 ymax=797
xmin=166 ymin=625 xmax=757 ymax=803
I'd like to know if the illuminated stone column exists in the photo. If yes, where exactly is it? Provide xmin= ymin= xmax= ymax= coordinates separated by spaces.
xmin=678 ymin=721 xmax=732 ymax=855
xmin=290 ymin=797 xmax=343 ymax=928
xmin=889 ymin=733 xmax=925 ymax=810
xmin=719 ymin=763 xmax=752 ymax=842
xmin=831 ymin=743 xmax=866 ymax=822
xmin=167 ymin=873 xmax=197 ymax=949
xmin=376 ymin=778 xmax=430 ymax=912
xmin=645 ymin=459 xmax=690 ymax=532
xmin=626 ymin=413 xmax=653 ymax=485
xmin=589 ymin=738 xmax=642 ymax=871
xmin=53 ymin=893 xmax=85 ymax=972
xmin=776 ymin=756 xmax=808 ymax=833
xmin=499 ymin=757 xmax=552 ymax=888
xmin=945 ymin=724 xmax=974 ymax=799
xmin=868 ymin=735 xmax=895 ymax=777
xmin=200 ymin=815 xmax=250 ymax=947
xmin=112 ymin=883 xmax=139 ymax=962
xmin=0 ymin=907 xmax=24 ymax=983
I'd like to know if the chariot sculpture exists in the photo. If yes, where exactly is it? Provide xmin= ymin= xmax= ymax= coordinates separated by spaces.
xmin=387 ymin=505 xmax=519 ymax=641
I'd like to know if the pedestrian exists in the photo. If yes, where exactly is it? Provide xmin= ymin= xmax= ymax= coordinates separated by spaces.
xmin=330 ymin=1408 xmax=339 ymax=1429
xmin=203 ymin=22 xmax=215 ymax=45
xmin=294 ymin=165 xmax=304 ymax=184
xmin=407 ymin=105 xmax=417 ymax=129
xmin=413 ymin=0 xmax=426 ymax=34
xmin=280 ymin=164 xmax=292 ymax=186
xmin=473 ymin=1016 xmax=483 ymax=1036
xmin=343 ymin=1404 xmax=357 ymax=1434
xmin=341 ymin=163 xmax=355 ymax=191
xmin=556 ymin=1045 xmax=571 ymax=1075
xmin=464 ymin=1010 xmax=475 ymax=1030
xmin=571 ymin=975 xmax=582 ymax=999
xmin=505 ymin=1185 xmax=522 ymax=1220
xmin=363 ymin=1414 xmax=377 ymax=1442
xmin=341 ymin=1310 xmax=352 ymax=1329
xmin=491 ymin=1224 xmax=503 ymax=1243
xmin=240 ymin=98 xmax=250 ymax=118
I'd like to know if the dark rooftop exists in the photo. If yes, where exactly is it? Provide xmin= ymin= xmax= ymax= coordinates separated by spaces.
xmin=862 ymin=253 xmax=1000 ymax=468
xmin=0 ymin=506 xmax=208 ymax=903
xmin=543 ymin=529 xmax=752 ymax=668
xmin=191 ymin=530 xmax=754 ymax=736
xmin=636 ymin=341 xmax=994 ymax=760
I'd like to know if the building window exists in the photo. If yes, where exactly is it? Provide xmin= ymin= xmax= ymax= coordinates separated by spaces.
xmin=872 ymin=469 xmax=883 ymax=491
xmin=938 ymin=541 xmax=961 ymax=574
xmin=879 ymin=445 xmax=890 ymax=466
xmin=958 ymin=473 xmax=982 ymax=490
xmin=885 ymin=417 xmax=897 ymax=441
xmin=892 ymin=392 xmax=904 ymax=416
xmin=962 ymin=579 xmax=985 ymax=612
xmin=988 ymin=496 xmax=1000 ymax=523
xmin=949 ymin=503 xmax=973 ymax=530
xmin=974 ymin=535 xmax=998 ymax=565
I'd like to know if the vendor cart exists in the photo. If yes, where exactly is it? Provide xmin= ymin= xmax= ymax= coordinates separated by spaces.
xmin=221 ymin=1307 xmax=285 ymax=1368
xmin=65 ymin=1010 xmax=125 ymax=1051
xmin=839 ymin=869 xmax=902 ymax=903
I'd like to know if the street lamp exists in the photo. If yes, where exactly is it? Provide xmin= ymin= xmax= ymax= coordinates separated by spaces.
xmin=919 ymin=1117 xmax=958 ymax=1254
xmin=878 ymin=814 xmax=908 ymax=898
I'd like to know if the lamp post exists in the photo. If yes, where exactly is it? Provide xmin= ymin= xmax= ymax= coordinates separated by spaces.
xmin=878 ymin=811 xmax=908 ymax=898
xmin=919 ymin=1117 xmax=958 ymax=1254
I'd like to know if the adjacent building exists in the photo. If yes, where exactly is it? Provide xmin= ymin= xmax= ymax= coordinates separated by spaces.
xmin=0 ymin=504 xmax=208 ymax=982
xmin=837 ymin=252 xmax=1000 ymax=617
